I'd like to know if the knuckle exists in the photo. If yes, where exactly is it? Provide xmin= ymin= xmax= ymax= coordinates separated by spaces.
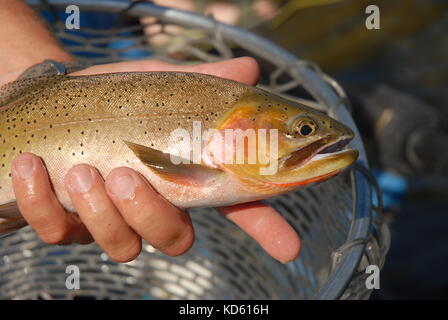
xmin=39 ymin=228 xmax=70 ymax=245
xmin=125 ymin=207 xmax=149 ymax=227
xmin=157 ymin=227 xmax=194 ymax=256
xmin=108 ymin=238 xmax=141 ymax=263
xmin=21 ymin=193 xmax=50 ymax=209
xmin=97 ymin=227 xmax=121 ymax=246
xmin=122 ymin=200 xmax=157 ymax=227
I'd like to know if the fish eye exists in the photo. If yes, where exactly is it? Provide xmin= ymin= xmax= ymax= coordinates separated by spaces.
xmin=294 ymin=119 xmax=316 ymax=137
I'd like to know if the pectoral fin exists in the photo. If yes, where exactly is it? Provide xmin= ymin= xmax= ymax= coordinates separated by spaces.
xmin=125 ymin=141 xmax=224 ymax=187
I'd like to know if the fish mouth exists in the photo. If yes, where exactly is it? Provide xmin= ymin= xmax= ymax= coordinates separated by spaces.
xmin=281 ymin=135 xmax=356 ymax=171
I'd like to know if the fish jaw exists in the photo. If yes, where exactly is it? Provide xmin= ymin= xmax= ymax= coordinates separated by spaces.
xmin=280 ymin=133 xmax=355 ymax=172
xmin=223 ymin=144 xmax=358 ymax=195
xmin=278 ymin=149 xmax=359 ymax=186
xmin=260 ymin=130 xmax=358 ymax=186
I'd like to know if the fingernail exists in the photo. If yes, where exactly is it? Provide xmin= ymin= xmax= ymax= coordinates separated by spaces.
xmin=15 ymin=158 xmax=35 ymax=180
xmin=71 ymin=166 xmax=93 ymax=193
xmin=108 ymin=174 xmax=136 ymax=199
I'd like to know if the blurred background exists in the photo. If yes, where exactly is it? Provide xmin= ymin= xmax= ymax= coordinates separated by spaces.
xmin=145 ymin=0 xmax=448 ymax=299
xmin=39 ymin=0 xmax=448 ymax=299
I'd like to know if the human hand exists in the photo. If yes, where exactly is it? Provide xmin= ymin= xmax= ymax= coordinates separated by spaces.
xmin=10 ymin=57 xmax=301 ymax=263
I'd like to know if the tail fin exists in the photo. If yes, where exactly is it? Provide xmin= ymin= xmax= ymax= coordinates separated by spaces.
xmin=0 ymin=201 xmax=27 ymax=234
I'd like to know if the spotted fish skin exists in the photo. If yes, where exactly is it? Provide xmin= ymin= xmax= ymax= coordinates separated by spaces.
xmin=0 ymin=72 xmax=253 ymax=211
xmin=0 ymin=71 xmax=358 ymax=232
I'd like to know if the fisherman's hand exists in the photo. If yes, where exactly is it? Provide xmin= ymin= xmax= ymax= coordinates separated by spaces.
xmin=11 ymin=57 xmax=301 ymax=263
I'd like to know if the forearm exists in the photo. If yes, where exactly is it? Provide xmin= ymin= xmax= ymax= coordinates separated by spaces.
xmin=0 ymin=0 xmax=73 ymax=83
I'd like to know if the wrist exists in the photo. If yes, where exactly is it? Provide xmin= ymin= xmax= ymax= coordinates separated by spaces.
xmin=0 ymin=0 xmax=74 ymax=84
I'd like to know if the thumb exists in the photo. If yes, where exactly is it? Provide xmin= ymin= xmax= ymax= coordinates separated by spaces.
xmin=71 ymin=57 xmax=260 ymax=85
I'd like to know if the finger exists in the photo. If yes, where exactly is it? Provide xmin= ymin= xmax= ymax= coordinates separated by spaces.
xmin=65 ymin=164 xmax=141 ymax=262
xmin=105 ymin=167 xmax=194 ymax=256
xmin=188 ymin=57 xmax=260 ymax=85
xmin=70 ymin=57 xmax=260 ymax=85
xmin=11 ymin=153 xmax=91 ymax=245
xmin=216 ymin=201 xmax=301 ymax=263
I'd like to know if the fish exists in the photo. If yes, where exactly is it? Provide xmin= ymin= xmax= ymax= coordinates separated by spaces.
xmin=0 ymin=71 xmax=358 ymax=233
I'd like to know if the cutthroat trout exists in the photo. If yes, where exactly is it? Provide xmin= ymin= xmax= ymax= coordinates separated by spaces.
xmin=0 ymin=71 xmax=358 ymax=232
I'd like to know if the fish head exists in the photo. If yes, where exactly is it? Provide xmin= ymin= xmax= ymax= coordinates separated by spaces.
xmin=209 ymin=90 xmax=359 ymax=194
xmin=124 ymin=85 xmax=358 ymax=206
